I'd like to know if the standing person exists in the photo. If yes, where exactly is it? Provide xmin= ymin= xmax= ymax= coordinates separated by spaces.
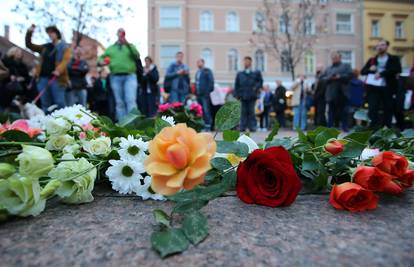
xmin=273 ymin=80 xmax=287 ymax=128
xmin=67 ymin=47 xmax=89 ymax=107
xmin=164 ymin=52 xmax=190 ymax=103
xmin=348 ymin=69 xmax=365 ymax=127
xmin=91 ymin=71 xmax=115 ymax=121
xmin=25 ymin=24 xmax=71 ymax=112
xmin=291 ymin=75 xmax=311 ymax=131
xmin=195 ymin=58 xmax=214 ymax=131
xmin=313 ymin=66 xmax=327 ymax=126
xmin=98 ymin=28 xmax=140 ymax=121
xmin=259 ymin=84 xmax=273 ymax=131
xmin=234 ymin=56 xmax=263 ymax=132
xmin=361 ymin=40 xmax=402 ymax=129
xmin=1 ymin=47 xmax=30 ymax=109
xmin=321 ymin=52 xmax=353 ymax=131
xmin=140 ymin=56 xmax=159 ymax=117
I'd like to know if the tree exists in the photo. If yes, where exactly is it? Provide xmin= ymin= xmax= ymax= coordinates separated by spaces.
xmin=251 ymin=0 xmax=325 ymax=80
xmin=11 ymin=0 xmax=133 ymax=47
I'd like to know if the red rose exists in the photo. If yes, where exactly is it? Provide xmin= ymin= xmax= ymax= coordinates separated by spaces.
xmin=329 ymin=182 xmax=378 ymax=212
xmin=324 ymin=140 xmax=344 ymax=156
xmin=372 ymin=151 xmax=408 ymax=177
xmin=236 ymin=146 xmax=301 ymax=207
xmin=399 ymin=170 xmax=414 ymax=189
xmin=353 ymin=166 xmax=394 ymax=192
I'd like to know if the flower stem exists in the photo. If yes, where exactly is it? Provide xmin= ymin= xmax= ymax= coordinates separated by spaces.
xmin=0 ymin=142 xmax=46 ymax=146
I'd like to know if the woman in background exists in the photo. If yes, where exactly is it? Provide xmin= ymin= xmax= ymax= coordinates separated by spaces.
xmin=140 ymin=56 xmax=159 ymax=117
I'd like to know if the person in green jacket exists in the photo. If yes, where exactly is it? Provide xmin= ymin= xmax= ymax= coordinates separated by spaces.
xmin=98 ymin=28 xmax=141 ymax=121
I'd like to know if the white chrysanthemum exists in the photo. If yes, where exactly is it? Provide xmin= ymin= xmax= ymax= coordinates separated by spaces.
xmin=134 ymin=176 xmax=165 ymax=201
xmin=51 ymin=105 xmax=93 ymax=125
xmin=161 ymin=116 xmax=175 ymax=126
xmin=27 ymin=115 xmax=48 ymax=130
xmin=118 ymin=135 xmax=148 ymax=161
xmin=105 ymin=160 xmax=145 ymax=194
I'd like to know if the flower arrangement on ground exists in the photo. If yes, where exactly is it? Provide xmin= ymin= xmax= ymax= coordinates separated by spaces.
xmin=157 ymin=102 xmax=204 ymax=132
xmin=0 ymin=102 xmax=414 ymax=259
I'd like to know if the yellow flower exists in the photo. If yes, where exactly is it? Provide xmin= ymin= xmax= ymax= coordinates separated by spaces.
xmin=145 ymin=124 xmax=216 ymax=196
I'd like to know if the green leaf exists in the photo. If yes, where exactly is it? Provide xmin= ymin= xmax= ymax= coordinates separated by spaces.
xmin=199 ymin=183 xmax=228 ymax=201
xmin=223 ymin=130 xmax=240 ymax=141
xmin=401 ymin=129 xmax=414 ymax=138
xmin=154 ymin=118 xmax=171 ymax=134
xmin=222 ymin=169 xmax=237 ymax=190
xmin=118 ymin=108 xmax=142 ymax=128
xmin=265 ymin=137 xmax=294 ymax=150
xmin=173 ymin=199 xmax=208 ymax=214
xmin=167 ymin=190 xmax=197 ymax=203
xmin=210 ymin=157 xmax=232 ymax=171
xmin=265 ymin=121 xmax=280 ymax=142
xmin=151 ymin=228 xmax=189 ymax=258
xmin=204 ymin=169 xmax=221 ymax=184
xmin=344 ymin=131 xmax=371 ymax=144
xmin=153 ymin=209 xmax=170 ymax=227
xmin=182 ymin=211 xmax=209 ymax=245
xmin=314 ymin=128 xmax=340 ymax=147
xmin=215 ymin=101 xmax=241 ymax=131
xmin=1 ymin=130 xmax=32 ymax=142
xmin=216 ymin=141 xmax=249 ymax=157
xmin=302 ymin=153 xmax=319 ymax=171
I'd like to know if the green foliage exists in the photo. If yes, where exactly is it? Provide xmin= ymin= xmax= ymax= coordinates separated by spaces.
xmin=223 ymin=130 xmax=240 ymax=141
xmin=216 ymin=141 xmax=249 ymax=157
xmin=154 ymin=118 xmax=171 ymax=134
xmin=182 ymin=211 xmax=209 ymax=245
xmin=1 ymin=130 xmax=33 ymax=142
xmin=153 ymin=209 xmax=171 ymax=227
xmin=215 ymin=101 xmax=241 ymax=131
xmin=210 ymin=157 xmax=233 ymax=171
xmin=151 ymin=228 xmax=189 ymax=258
xmin=265 ymin=122 xmax=280 ymax=142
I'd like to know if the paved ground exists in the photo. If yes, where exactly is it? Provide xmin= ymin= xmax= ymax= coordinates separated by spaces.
xmin=1 ymin=184 xmax=413 ymax=267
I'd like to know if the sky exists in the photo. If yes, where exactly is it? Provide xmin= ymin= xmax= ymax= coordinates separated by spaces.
xmin=0 ymin=0 xmax=148 ymax=55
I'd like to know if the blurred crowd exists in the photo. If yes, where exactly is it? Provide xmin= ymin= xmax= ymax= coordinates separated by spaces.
xmin=1 ymin=25 xmax=413 ymax=132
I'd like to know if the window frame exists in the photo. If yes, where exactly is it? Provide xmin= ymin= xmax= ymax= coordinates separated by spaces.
xmin=159 ymin=6 xmax=182 ymax=29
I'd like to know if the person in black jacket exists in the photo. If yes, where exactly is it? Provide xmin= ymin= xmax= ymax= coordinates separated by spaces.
xmin=313 ymin=67 xmax=327 ymax=126
xmin=361 ymin=40 xmax=402 ymax=129
xmin=140 ymin=56 xmax=159 ymax=117
xmin=67 ymin=47 xmax=89 ymax=107
xmin=273 ymin=80 xmax=287 ymax=128
xmin=195 ymin=58 xmax=214 ymax=130
xmin=234 ymin=56 xmax=263 ymax=132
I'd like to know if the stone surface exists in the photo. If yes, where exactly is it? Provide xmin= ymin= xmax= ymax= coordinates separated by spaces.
xmin=1 ymin=185 xmax=414 ymax=267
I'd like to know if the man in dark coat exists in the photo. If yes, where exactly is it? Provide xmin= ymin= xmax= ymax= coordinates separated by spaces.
xmin=273 ymin=80 xmax=287 ymax=128
xmin=195 ymin=58 xmax=214 ymax=130
xmin=313 ymin=66 xmax=327 ymax=126
xmin=234 ymin=56 xmax=263 ymax=132
xmin=67 ymin=47 xmax=89 ymax=107
xmin=321 ymin=52 xmax=353 ymax=131
xmin=361 ymin=39 xmax=402 ymax=129
xmin=140 ymin=56 xmax=159 ymax=117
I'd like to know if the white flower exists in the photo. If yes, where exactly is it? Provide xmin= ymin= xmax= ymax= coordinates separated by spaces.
xmin=83 ymin=136 xmax=111 ymax=156
xmin=134 ymin=176 xmax=165 ymax=201
xmin=63 ymin=143 xmax=81 ymax=155
xmin=214 ymin=134 xmax=259 ymax=167
xmin=360 ymin=148 xmax=381 ymax=161
xmin=45 ymin=134 xmax=75 ymax=151
xmin=161 ymin=116 xmax=175 ymax=126
xmin=118 ymin=135 xmax=148 ymax=161
xmin=46 ymin=117 xmax=71 ymax=136
xmin=105 ymin=160 xmax=145 ymax=194
xmin=51 ymin=105 xmax=93 ymax=126
xmin=27 ymin=115 xmax=48 ymax=130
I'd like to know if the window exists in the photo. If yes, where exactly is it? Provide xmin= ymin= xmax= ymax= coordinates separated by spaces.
xmin=160 ymin=45 xmax=180 ymax=69
xmin=338 ymin=50 xmax=354 ymax=68
xmin=304 ymin=51 xmax=315 ymax=74
xmin=201 ymin=48 xmax=214 ymax=69
xmin=279 ymin=13 xmax=291 ymax=33
xmin=228 ymin=49 xmax=239 ymax=71
xmin=253 ymin=11 xmax=265 ymax=32
xmin=200 ymin=11 xmax=213 ymax=32
xmin=226 ymin=11 xmax=239 ymax=32
xmin=160 ymin=6 xmax=181 ymax=28
xmin=371 ymin=20 xmax=380 ymax=37
xmin=255 ymin=50 xmax=265 ymax=72
xmin=395 ymin=21 xmax=404 ymax=39
xmin=281 ymin=50 xmax=290 ymax=72
xmin=304 ymin=16 xmax=315 ymax=35
xmin=336 ymin=13 xmax=353 ymax=33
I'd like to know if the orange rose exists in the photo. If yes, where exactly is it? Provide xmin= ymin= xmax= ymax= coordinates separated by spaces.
xmin=329 ymin=182 xmax=378 ymax=212
xmin=324 ymin=140 xmax=344 ymax=156
xmin=372 ymin=151 xmax=408 ymax=177
xmin=144 ymin=123 xmax=216 ymax=196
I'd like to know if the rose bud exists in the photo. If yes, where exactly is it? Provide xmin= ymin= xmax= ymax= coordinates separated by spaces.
xmin=236 ymin=146 xmax=301 ymax=207
xmin=329 ymin=182 xmax=378 ymax=212
xmin=372 ymin=151 xmax=408 ymax=177
xmin=324 ymin=140 xmax=344 ymax=156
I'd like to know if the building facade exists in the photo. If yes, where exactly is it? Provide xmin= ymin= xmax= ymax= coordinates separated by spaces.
xmin=148 ymin=0 xmax=364 ymax=86
xmin=363 ymin=0 xmax=414 ymax=73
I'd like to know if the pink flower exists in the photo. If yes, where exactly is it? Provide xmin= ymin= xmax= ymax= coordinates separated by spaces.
xmin=158 ymin=103 xmax=171 ymax=113
xmin=82 ymin=123 xmax=100 ymax=133
xmin=79 ymin=132 xmax=87 ymax=139
xmin=171 ymin=102 xmax=183 ymax=109
xmin=190 ymin=103 xmax=203 ymax=117
xmin=0 ymin=120 xmax=42 ymax=138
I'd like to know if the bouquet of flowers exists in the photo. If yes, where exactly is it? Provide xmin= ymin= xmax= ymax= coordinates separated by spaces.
xmin=157 ymin=102 xmax=204 ymax=132
xmin=1 ymin=102 xmax=414 ymax=259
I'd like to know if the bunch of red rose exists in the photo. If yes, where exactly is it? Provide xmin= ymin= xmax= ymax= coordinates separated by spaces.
xmin=330 ymin=151 xmax=414 ymax=212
